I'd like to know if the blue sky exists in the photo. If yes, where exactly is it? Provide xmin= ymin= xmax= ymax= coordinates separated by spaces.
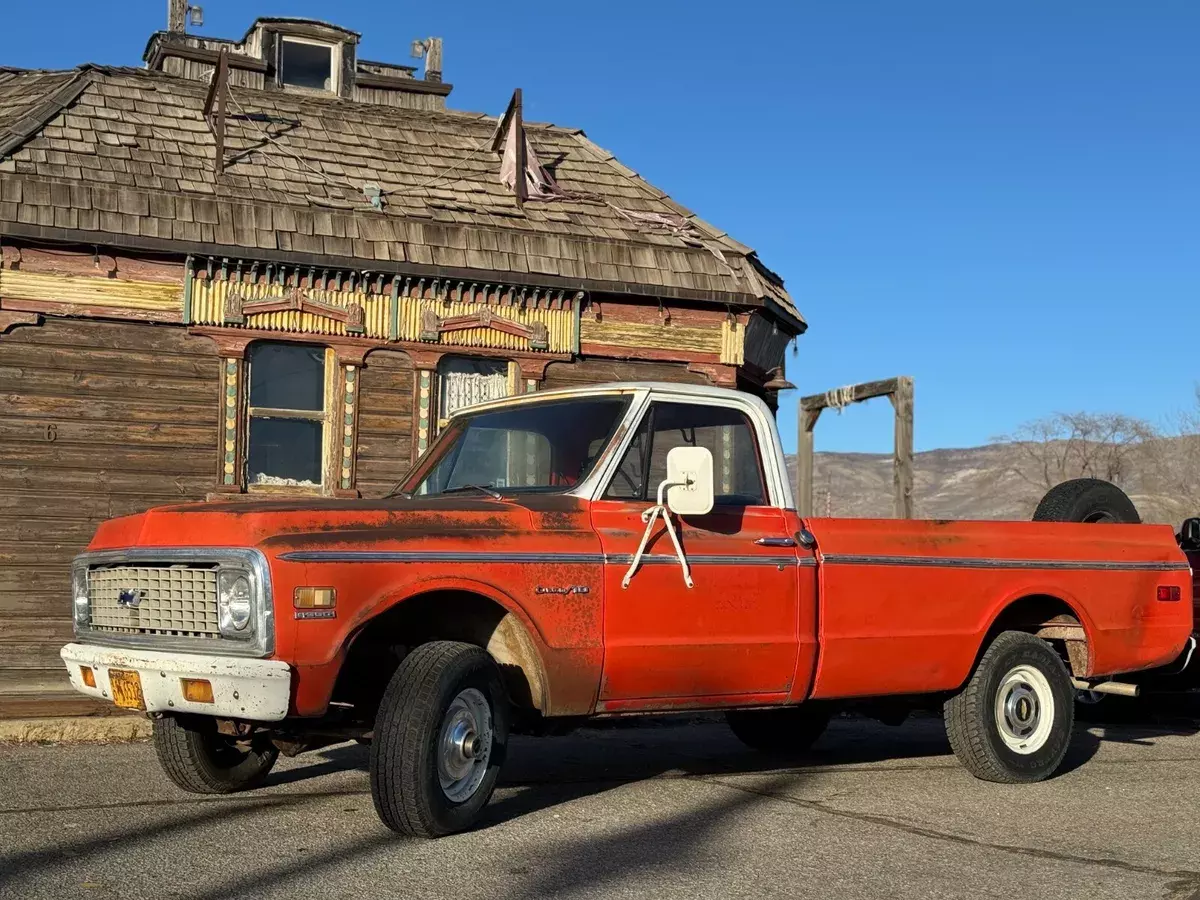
xmin=6 ymin=1 xmax=1198 ymax=453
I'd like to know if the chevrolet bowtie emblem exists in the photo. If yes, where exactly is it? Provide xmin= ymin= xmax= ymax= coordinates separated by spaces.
xmin=117 ymin=588 xmax=145 ymax=608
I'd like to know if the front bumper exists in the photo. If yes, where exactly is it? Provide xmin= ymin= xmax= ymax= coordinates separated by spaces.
xmin=60 ymin=643 xmax=292 ymax=721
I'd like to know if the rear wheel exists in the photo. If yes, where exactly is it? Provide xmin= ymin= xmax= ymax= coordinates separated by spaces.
xmin=945 ymin=631 xmax=1074 ymax=783
xmin=153 ymin=714 xmax=278 ymax=794
xmin=726 ymin=704 xmax=830 ymax=754
xmin=370 ymin=641 xmax=509 ymax=838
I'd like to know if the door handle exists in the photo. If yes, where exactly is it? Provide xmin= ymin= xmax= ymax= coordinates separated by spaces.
xmin=754 ymin=536 xmax=796 ymax=547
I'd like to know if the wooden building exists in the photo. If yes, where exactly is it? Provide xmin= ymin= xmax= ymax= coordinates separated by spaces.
xmin=0 ymin=12 xmax=804 ymax=718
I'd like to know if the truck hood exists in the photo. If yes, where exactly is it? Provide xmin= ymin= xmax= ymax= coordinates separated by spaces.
xmin=86 ymin=494 xmax=586 ymax=555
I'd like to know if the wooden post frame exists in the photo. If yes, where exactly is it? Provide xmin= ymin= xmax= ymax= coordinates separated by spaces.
xmin=796 ymin=376 xmax=914 ymax=519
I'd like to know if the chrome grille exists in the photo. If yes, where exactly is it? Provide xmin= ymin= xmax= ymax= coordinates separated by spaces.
xmin=88 ymin=565 xmax=220 ymax=638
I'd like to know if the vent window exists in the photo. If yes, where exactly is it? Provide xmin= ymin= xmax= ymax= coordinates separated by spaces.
xmin=279 ymin=37 xmax=338 ymax=92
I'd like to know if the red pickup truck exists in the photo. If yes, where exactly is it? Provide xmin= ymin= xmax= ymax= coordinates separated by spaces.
xmin=60 ymin=383 xmax=1194 ymax=837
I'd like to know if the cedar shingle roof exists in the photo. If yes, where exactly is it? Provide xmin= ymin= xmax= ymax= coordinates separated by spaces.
xmin=0 ymin=65 xmax=801 ymax=328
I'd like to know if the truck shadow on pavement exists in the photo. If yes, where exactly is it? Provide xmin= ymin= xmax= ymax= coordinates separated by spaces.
xmin=283 ymin=710 xmax=1178 ymax=826
xmin=4 ymin=712 xmax=1199 ymax=900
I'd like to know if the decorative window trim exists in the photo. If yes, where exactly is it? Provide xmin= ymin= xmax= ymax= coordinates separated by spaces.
xmin=242 ymin=343 xmax=338 ymax=496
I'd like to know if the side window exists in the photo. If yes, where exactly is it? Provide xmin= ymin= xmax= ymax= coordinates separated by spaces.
xmin=246 ymin=342 xmax=330 ymax=489
xmin=605 ymin=402 xmax=767 ymax=506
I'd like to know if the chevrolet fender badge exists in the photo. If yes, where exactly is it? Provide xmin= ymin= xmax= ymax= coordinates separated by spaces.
xmin=535 ymin=586 xmax=590 ymax=595
xmin=295 ymin=609 xmax=337 ymax=620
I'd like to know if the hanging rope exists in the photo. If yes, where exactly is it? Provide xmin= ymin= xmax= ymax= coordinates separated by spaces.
xmin=824 ymin=385 xmax=857 ymax=413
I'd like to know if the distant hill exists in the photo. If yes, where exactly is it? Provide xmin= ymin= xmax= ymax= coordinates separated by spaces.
xmin=786 ymin=439 xmax=1199 ymax=524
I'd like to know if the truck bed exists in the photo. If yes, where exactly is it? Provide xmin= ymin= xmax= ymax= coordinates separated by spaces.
xmin=804 ymin=517 xmax=1192 ymax=699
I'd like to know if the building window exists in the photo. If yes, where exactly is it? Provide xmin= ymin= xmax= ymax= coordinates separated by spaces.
xmin=246 ymin=342 xmax=332 ymax=489
xmin=438 ymin=357 xmax=509 ymax=423
xmin=279 ymin=37 xmax=340 ymax=93
xmin=605 ymin=401 xmax=766 ymax=506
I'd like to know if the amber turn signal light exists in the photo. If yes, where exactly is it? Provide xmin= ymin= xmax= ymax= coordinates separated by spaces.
xmin=294 ymin=587 xmax=336 ymax=609
xmin=1157 ymin=585 xmax=1182 ymax=602
xmin=181 ymin=678 xmax=215 ymax=704
xmin=80 ymin=666 xmax=96 ymax=688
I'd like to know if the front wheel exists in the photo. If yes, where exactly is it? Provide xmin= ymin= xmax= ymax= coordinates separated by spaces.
xmin=944 ymin=630 xmax=1074 ymax=783
xmin=370 ymin=641 xmax=509 ymax=838
xmin=152 ymin=714 xmax=278 ymax=794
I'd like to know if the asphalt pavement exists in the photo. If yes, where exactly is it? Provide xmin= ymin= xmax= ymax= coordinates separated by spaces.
xmin=3 ymin=710 xmax=1200 ymax=899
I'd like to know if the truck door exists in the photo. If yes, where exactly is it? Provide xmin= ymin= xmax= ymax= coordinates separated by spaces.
xmin=591 ymin=398 xmax=815 ymax=709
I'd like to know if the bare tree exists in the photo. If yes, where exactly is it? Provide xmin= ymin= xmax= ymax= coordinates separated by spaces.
xmin=1140 ymin=386 xmax=1200 ymax=519
xmin=995 ymin=412 xmax=1158 ymax=495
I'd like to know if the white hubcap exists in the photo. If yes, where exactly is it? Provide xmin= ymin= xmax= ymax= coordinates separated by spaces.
xmin=995 ymin=664 xmax=1055 ymax=754
xmin=437 ymin=687 xmax=493 ymax=803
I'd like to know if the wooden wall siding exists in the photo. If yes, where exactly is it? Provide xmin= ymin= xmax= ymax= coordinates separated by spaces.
xmin=0 ymin=317 xmax=221 ymax=715
xmin=354 ymin=350 xmax=416 ymax=497
xmin=0 ymin=269 xmax=182 ymax=315
xmin=542 ymin=357 xmax=710 ymax=391
xmin=580 ymin=314 xmax=744 ymax=365
xmin=161 ymin=55 xmax=266 ymax=90
xmin=352 ymin=86 xmax=444 ymax=111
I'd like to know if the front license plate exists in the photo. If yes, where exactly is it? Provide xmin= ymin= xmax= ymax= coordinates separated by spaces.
xmin=108 ymin=669 xmax=145 ymax=710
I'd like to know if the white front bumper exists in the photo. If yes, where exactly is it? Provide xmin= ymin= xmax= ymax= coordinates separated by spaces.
xmin=60 ymin=643 xmax=292 ymax=721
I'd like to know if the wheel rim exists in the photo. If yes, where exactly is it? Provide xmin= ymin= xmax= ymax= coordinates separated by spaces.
xmin=437 ymin=687 xmax=493 ymax=803
xmin=994 ymin=664 xmax=1055 ymax=755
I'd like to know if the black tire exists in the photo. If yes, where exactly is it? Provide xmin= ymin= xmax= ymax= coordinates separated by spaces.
xmin=726 ymin=704 xmax=830 ymax=754
xmin=370 ymin=641 xmax=509 ymax=838
xmin=152 ymin=714 xmax=278 ymax=794
xmin=944 ymin=631 xmax=1075 ymax=783
xmin=1032 ymin=478 xmax=1140 ymax=524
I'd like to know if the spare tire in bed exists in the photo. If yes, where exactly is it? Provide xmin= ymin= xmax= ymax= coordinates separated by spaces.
xmin=1032 ymin=478 xmax=1140 ymax=524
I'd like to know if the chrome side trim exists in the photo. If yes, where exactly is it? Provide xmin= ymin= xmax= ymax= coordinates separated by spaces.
xmin=72 ymin=547 xmax=275 ymax=658
xmin=605 ymin=554 xmax=811 ymax=567
xmin=822 ymin=553 xmax=1190 ymax=572
xmin=278 ymin=550 xmax=815 ymax=567
xmin=278 ymin=551 xmax=606 ymax=564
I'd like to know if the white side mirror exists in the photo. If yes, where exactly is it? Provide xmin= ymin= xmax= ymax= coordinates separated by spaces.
xmin=662 ymin=446 xmax=714 ymax=516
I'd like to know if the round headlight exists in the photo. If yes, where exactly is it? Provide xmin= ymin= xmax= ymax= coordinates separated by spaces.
xmin=218 ymin=573 xmax=253 ymax=633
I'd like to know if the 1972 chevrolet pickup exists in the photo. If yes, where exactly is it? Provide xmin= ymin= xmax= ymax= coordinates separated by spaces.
xmin=60 ymin=382 xmax=1195 ymax=836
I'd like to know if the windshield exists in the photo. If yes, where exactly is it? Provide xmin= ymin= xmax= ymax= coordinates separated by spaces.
xmin=407 ymin=395 xmax=632 ymax=496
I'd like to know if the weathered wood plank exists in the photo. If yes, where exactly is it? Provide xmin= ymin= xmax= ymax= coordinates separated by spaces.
xmin=0 ymin=343 xmax=217 ymax=379
xmin=800 ymin=377 xmax=902 ymax=411
xmin=0 ymin=394 xmax=218 ymax=426
xmin=0 ymin=445 xmax=216 ymax=474
xmin=0 ymin=668 xmax=71 ymax=694
xmin=0 ymin=590 xmax=71 ymax=618
xmin=0 ymin=642 xmax=70 ymax=669
xmin=0 ymin=617 xmax=73 ymax=642
xmin=797 ymin=408 xmax=821 ymax=518
xmin=5 ymin=316 xmax=214 ymax=356
xmin=543 ymin=358 xmax=708 ymax=389
xmin=0 ymin=566 xmax=70 ymax=593
xmin=0 ymin=692 xmax=127 ymax=718
xmin=891 ymin=376 xmax=914 ymax=519
xmin=0 ymin=366 xmax=219 ymax=403
xmin=0 ymin=467 xmax=213 ymax=496
xmin=0 ymin=420 xmax=216 ymax=451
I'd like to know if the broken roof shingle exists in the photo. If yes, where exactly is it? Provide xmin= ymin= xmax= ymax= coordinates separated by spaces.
xmin=0 ymin=65 xmax=799 ymax=325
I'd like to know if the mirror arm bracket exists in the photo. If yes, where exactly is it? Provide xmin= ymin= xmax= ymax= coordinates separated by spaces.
xmin=622 ymin=479 xmax=694 ymax=590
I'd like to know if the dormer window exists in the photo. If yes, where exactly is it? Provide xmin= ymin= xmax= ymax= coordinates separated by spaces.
xmin=279 ymin=36 xmax=340 ymax=93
